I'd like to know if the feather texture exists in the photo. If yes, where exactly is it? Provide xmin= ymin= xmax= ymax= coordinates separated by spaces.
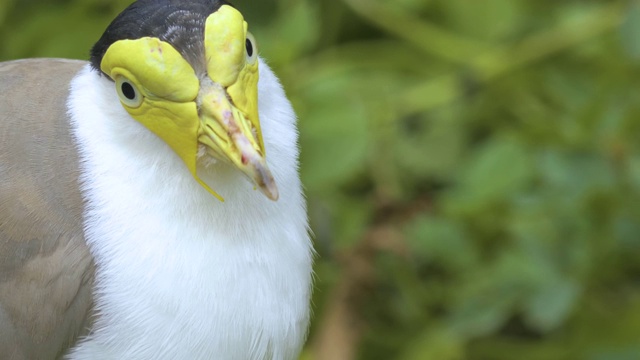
xmin=65 ymin=59 xmax=313 ymax=359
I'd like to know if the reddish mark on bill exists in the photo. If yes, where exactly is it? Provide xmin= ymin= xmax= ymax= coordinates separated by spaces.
xmin=241 ymin=154 xmax=249 ymax=165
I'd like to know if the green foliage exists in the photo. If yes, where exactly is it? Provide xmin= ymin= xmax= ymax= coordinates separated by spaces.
xmin=3 ymin=0 xmax=640 ymax=359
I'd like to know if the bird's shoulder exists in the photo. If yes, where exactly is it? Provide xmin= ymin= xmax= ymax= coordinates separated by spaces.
xmin=0 ymin=58 xmax=95 ymax=359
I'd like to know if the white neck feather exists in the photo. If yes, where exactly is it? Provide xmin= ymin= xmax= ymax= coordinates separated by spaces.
xmin=65 ymin=61 xmax=313 ymax=360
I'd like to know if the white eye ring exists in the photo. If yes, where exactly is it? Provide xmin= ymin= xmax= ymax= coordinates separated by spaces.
xmin=245 ymin=32 xmax=258 ymax=65
xmin=115 ymin=76 xmax=143 ymax=108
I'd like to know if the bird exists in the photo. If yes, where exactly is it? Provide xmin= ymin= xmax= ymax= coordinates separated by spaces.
xmin=0 ymin=0 xmax=313 ymax=359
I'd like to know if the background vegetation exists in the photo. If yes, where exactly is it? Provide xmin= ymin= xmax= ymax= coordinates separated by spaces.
xmin=2 ymin=0 xmax=640 ymax=359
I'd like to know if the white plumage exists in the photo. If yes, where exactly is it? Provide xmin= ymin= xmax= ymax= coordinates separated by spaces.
xmin=65 ymin=59 xmax=313 ymax=359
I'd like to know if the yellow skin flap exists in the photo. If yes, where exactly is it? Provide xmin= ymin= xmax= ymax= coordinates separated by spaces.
xmin=100 ymin=5 xmax=276 ymax=201
xmin=205 ymin=5 xmax=263 ymax=150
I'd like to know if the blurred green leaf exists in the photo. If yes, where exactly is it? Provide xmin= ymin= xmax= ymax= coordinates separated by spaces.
xmin=620 ymin=2 xmax=640 ymax=59
xmin=405 ymin=215 xmax=477 ymax=272
xmin=446 ymin=136 xmax=533 ymax=214
xmin=628 ymin=155 xmax=640 ymax=192
xmin=298 ymin=75 xmax=369 ymax=192
xmin=396 ymin=107 xmax=466 ymax=180
xmin=450 ymin=249 xmax=544 ymax=337
xmin=257 ymin=0 xmax=320 ymax=65
xmin=332 ymin=196 xmax=373 ymax=249
xmin=524 ymin=276 xmax=580 ymax=332
xmin=441 ymin=0 xmax=524 ymax=41
xmin=0 ymin=0 xmax=14 ymax=24
xmin=399 ymin=327 xmax=464 ymax=360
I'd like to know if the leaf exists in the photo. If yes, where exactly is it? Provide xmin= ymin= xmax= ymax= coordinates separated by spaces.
xmin=405 ymin=215 xmax=477 ymax=272
xmin=449 ymin=254 xmax=526 ymax=337
xmin=589 ymin=347 xmax=640 ymax=360
xmin=627 ymin=154 xmax=640 ymax=193
xmin=332 ymin=195 xmax=373 ymax=249
xmin=523 ymin=277 xmax=580 ymax=332
xmin=441 ymin=0 xmax=523 ymax=41
xmin=395 ymin=107 xmax=466 ymax=181
xmin=298 ymin=75 xmax=370 ymax=192
xmin=445 ymin=136 xmax=533 ymax=214
xmin=0 ymin=0 xmax=15 ymax=25
xmin=614 ymin=207 xmax=640 ymax=250
xmin=619 ymin=1 xmax=640 ymax=59
xmin=399 ymin=326 xmax=464 ymax=360
xmin=258 ymin=0 xmax=320 ymax=65
xmin=537 ymin=151 xmax=616 ymax=202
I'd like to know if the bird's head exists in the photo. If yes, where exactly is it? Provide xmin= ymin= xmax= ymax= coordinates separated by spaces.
xmin=89 ymin=0 xmax=277 ymax=201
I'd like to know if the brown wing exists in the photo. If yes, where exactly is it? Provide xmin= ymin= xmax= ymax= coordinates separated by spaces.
xmin=0 ymin=59 xmax=95 ymax=359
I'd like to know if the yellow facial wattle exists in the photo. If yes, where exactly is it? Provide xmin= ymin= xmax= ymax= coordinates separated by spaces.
xmin=203 ymin=5 xmax=265 ymax=158
xmin=99 ymin=5 xmax=278 ymax=202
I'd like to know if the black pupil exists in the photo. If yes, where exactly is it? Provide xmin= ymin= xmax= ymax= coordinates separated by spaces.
xmin=121 ymin=82 xmax=136 ymax=100
xmin=246 ymin=38 xmax=253 ymax=57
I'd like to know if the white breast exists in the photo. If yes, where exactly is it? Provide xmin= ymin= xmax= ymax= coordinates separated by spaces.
xmin=64 ymin=63 xmax=313 ymax=360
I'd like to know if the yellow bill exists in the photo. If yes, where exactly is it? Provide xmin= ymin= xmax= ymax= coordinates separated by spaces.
xmin=100 ymin=5 xmax=277 ymax=201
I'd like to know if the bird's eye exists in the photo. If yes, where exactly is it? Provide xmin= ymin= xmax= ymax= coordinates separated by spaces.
xmin=245 ymin=32 xmax=258 ymax=65
xmin=115 ymin=76 xmax=143 ymax=108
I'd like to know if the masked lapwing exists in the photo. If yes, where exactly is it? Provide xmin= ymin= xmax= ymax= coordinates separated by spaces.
xmin=0 ymin=0 xmax=313 ymax=359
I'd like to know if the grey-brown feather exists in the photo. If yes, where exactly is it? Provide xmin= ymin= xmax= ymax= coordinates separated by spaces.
xmin=0 ymin=59 xmax=95 ymax=359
